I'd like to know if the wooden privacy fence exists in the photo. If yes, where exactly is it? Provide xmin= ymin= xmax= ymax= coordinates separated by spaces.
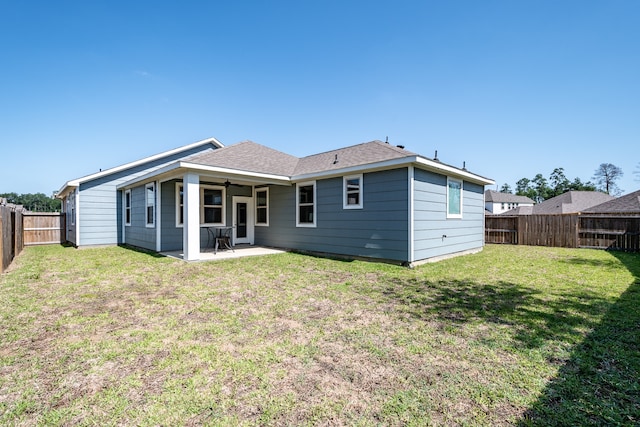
xmin=23 ymin=212 xmax=65 ymax=246
xmin=1 ymin=208 xmax=65 ymax=273
xmin=486 ymin=214 xmax=640 ymax=252
xmin=1 ymin=205 xmax=24 ymax=273
xmin=578 ymin=214 xmax=640 ymax=251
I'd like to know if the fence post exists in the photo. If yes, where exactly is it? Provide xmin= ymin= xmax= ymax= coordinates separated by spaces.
xmin=517 ymin=215 xmax=524 ymax=246
xmin=574 ymin=213 xmax=580 ymax=248
xmin=0 ymin=207 xmax=3 ymax=273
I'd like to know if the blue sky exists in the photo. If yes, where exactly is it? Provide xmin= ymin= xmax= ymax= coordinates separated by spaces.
xmin=1 ymin=1 xmax=639 ymax=196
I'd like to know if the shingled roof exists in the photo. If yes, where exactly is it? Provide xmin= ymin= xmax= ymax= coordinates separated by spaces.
xmin=185 ymin=140 xmax=419 ymax=178
xmin=583 ymin=189 xmax=640 ymax=214
xmin=184 ymin=141 xmax=299 ymax=176
xmin=294 ymin=140 xmax=416 ymax=176
xmin=485 ymin=190 xmax=535 ymax=204
xmin=506 ymin=191 xmax=615 ymax=215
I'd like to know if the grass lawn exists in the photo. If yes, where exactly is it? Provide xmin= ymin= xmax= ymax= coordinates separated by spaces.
xmin=0 ymin=244 xmax=638 ymax=426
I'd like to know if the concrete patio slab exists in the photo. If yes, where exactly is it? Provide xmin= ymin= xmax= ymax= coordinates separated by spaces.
xmin=162 ymin=245 xmax=286 ymax=261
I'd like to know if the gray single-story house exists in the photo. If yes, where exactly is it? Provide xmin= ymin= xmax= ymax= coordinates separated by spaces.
xmin=56 ymin=137 xmax=494 ymax=266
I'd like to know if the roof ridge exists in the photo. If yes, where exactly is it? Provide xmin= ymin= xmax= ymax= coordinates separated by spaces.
xmin=299 ymin=140 xmax=414 ymax=159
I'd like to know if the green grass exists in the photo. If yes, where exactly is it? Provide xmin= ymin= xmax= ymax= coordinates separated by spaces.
xmin=0 ymin=244 xmax=638 ymax=426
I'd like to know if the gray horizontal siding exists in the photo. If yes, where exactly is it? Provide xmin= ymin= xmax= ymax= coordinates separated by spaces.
xmin=160 ymin=180 xmax=182 ymax=251
xmin=413 ymin=168 xmax=485 ymax=261
xmin=123 ymin=185 xmax=156 ymax=251
xmin=77 ymin=144 xmax=216 ymax=246
xmin=159 ymin=179 xmax=254 ymax=252
xmin=256 ymin=168 xmax=409 ymax=261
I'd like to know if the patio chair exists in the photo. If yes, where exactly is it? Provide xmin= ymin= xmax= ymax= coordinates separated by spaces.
xmin=214 ymin=226 xmax=234 ymax=254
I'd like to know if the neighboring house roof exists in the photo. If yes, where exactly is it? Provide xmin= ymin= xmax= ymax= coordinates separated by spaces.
xmin=56 ymin=137 xmax=224 ymax=198
xmin=583 ymin=189 xmax=640 ymax=214
xmin=506 ymin=191 xmax=615 ymax=215
xmin=504 ymin=205 xmax=534 ymax=215
xmin=484 ymin=190 xmax=535 ymax=204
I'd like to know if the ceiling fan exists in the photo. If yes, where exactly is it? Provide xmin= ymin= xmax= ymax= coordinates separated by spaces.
xmin=223 ymin=179 xmax=243 ymax=188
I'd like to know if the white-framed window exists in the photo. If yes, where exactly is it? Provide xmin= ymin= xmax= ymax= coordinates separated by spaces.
xmin=296 ymin=181 xmax=316 ymax=227
xmin=145 ymin=182 xmax=155 ymax=228
xmin=124 ymin=189 xmax=132 ymax=226
xmin=176 ymin=184 xmax=184 ymax=226
xmin=67 ymin=192 xmax=75 ymax=226
xmin=447 ymin=178 xmax=463 ymax=218
xmin=343 ymin=174 xmax=363 ymax=209
xmin=201 ymin=185 xmax=225 ymax=226
xmin=255 ymin=187 xmax=269 ymax=226
xmin=175 ymin=183 xmax=226 ymax=227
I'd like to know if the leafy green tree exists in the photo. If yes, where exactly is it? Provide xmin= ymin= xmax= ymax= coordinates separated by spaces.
xmin=592 ymin=163 xmax=623 ymax=196
xmin=0 ymin=192 xmax=61 ymax=212
xmin=532 ymin=174 xmax=552 ymax=203
xmin=549 ymin=168 xmax=570 ymax=197
xmin=499 ymin=183 xmax=512 ymax=193
xmin=568 ymin=177 xmax=597 ymax=192
xmin=515 ymin=178 xmax=537 ymax=201
xmin=514 ymin=167 xmax=600 ymax=203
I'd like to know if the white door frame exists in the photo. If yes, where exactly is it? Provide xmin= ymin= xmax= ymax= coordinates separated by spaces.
xmin=232 ymin=196 xmax=254 ymax=245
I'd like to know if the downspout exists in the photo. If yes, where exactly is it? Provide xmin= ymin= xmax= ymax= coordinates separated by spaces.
xmin=156 ymin=180 xmax=162 ymax=252
xmin=407 ymin=166 xmax=415 ymax=267
xmin=75 ymin=188 xmax=81 ymax=247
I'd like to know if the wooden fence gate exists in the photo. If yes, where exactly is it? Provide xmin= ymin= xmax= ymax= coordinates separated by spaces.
xmin=22 ymin=212 xmax=65 ymax=246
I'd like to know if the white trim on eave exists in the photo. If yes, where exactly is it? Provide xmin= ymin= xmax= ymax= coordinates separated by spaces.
xmin=414 ymin=157 xmax=495 ymax=186
xmin=56 ymin=137 xmax=224 ymax=197
xmin=292 ymin=155 xmax=495 ymax=186
xmin=117 ymin=161 xmax=292 ymax=190
xmin=292 ymin=157 xmax=418 ymax=182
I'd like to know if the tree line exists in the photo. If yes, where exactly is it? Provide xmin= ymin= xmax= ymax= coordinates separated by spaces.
xmin=499 ymin=163 xmax=625 ymax=203
xmin=0 ymin=192 xmax=61 ymax=212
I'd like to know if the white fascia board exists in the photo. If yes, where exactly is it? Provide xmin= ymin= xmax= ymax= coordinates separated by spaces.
xmin=178 ymin=162 xmax=291 ymax=184
xmin=291 ymin=157 xmax=416 ymax=182
xmin=414 ymin=157 xmax=495 ymax=186
xmin=117 ymin=161 xmax=291 ymax=189
xmin=58 ymin=137 xmax=224 ymax=195
xmin=117 ymin=162 xmax=183 ymax=189
xmin=292 ymin=155 xmax=494 ymax=186
xmin=55 ymin=183 xmax=78 ymax=199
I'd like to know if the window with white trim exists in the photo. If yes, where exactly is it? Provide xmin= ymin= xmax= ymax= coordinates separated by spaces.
xmin=175 ymin=183 xmax=226 ymax=227
xmin=447 ymin=178 xmax=463 ymax=218
xmin=255 ymin=188 xmax=269 ymax=226
xmin=296 ymin=181 xmax=316 ymax=227
xmin=124 ymin=189 xmax=132 ymax=226
xmin=343 ymin=174 xmax=363 ymax=209
xmin=145 ymin=183 xmax=155 ymax=227
xmin=202 ymin=186 xmax=224 ymax=225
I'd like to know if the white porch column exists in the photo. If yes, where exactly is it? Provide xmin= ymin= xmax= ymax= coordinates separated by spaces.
xmin=183 ymin=173 xmax=200 ymax=261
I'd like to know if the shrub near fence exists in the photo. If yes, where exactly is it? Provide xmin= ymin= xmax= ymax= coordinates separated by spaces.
xmin=485 ymin=213 xmax=640 ymax=252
